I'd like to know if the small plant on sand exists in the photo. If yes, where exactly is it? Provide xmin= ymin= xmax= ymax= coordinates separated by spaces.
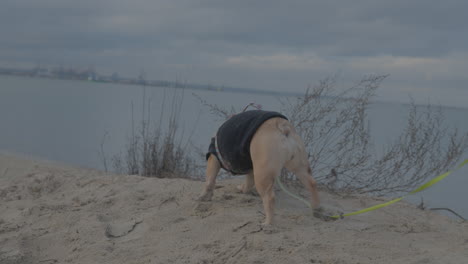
xmin=111 ymin=86 xmax=201 ymax=179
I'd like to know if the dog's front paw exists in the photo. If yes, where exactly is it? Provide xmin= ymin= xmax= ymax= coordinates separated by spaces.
xmin=260 ymin=222 xmax=278 ymax=234
xmin=197 ymin=191 xmax=213 ymax=201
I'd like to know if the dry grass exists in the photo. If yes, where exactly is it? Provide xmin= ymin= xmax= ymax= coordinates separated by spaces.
xmin=110 ymin=86 xmax=202 ymax=179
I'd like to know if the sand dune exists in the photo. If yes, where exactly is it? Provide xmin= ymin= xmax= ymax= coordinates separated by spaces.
xmin=1 ymin=154 xmax=467 ymax=264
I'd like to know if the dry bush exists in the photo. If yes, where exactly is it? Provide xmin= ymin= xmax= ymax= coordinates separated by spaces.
xmin=111 ymin=87 xmax=201 ymax=178
xmin=280 ymin=75 xmax=468 ymax=196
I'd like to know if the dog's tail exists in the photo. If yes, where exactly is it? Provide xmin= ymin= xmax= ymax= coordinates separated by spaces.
xmin=276 ymin=118 xmax=292 ymax=137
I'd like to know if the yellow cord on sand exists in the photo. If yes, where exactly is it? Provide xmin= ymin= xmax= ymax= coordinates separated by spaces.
xmin=276 ymin=159 xmax=468 ymax=220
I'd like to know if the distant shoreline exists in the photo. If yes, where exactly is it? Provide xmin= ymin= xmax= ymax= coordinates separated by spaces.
xmin=3 ymin=70 xmax=467 ymax=110
xmin=0 ymin=68 xmax=302 ymax=97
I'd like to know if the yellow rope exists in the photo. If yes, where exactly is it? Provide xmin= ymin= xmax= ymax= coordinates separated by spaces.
xmin=276 ymin=159 xmax=468 ymax=219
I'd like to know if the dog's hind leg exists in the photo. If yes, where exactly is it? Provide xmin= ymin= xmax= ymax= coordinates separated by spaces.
xmin=284 ymin=132 xmax=320 ymax=209
xmin=254 ymin=167 xmax=277 ymax=225
xmin=290 ymin=165 xmax=320 ymax=209
xmin=198 ymin=154 xmax=221 ymax=201
xmin=285 ymin=155 xmax=320 ymax=209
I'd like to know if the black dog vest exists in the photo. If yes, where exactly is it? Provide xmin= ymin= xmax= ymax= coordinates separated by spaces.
xmin=206 ymin=110 xmax=287 ymax=175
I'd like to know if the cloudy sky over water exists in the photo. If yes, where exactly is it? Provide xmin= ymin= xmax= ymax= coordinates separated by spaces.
xmin=1 ymin=0 xmax=467 ymax=107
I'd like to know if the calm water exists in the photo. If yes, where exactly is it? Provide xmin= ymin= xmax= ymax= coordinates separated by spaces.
xmin=1 ymin=75 xmax=467 ymax=218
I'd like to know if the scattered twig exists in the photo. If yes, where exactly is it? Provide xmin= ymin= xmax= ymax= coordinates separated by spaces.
xmin=218 ymin=239 xmax=248 ymax=264
xmin=159 ymin=196 xmax=179 ymax=209
xmin=232 ymin=221 xmax=252 ymax=232
xmin=105 ymin=219 xmax=143 ymax=238
xmin=417 ymin=198 xmax=466 ymax=221
xmin=39 ymin=259 xmax=58 ymax=263
xmin=417 ymin=197 xmax=426 ymax=210
xmin=430 ymin=208 xmax=466 ymax=221
xmin=230 ymin=240 xmax=247 ymax=258
xmin=248 ymin=223 xmax=265 ymax=234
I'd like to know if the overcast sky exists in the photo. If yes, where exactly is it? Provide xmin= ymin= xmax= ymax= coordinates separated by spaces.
xmin=1 ymin=0 xmax=467 ymax=107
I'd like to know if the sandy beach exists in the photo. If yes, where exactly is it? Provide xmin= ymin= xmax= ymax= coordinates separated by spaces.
xmin=1 ymin=154 xmax=467 ymax=264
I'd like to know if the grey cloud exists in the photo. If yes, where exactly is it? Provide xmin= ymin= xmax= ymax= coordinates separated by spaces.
xmin=1 ymin=0 xmax=467 ymax=107
xmin=4 ymin=0 xmax=467 ymax=55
